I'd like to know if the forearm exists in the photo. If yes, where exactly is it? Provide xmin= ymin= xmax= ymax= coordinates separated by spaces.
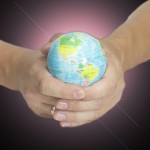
xmin=0 ymin=41 xmax=25 ymax=89
xmin=102 ymin=0 xmax=150 ymax=71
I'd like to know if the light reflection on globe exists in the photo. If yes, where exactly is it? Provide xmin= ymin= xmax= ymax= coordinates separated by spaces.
xmin=47 ymin=32 xmax=107 ymax=86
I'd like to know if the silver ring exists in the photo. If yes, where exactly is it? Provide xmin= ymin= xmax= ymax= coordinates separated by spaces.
xmin=51 ymin=106 xmax=56 ymax=116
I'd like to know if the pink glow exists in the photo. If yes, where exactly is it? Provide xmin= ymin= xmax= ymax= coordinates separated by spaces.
xmin=20 ymin=2 xmax=123 ymax=49
xmin=14 ymin=1 xmax=142 ymax=102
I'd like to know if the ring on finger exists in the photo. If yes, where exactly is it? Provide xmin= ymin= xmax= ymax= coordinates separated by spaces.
xmin=51 ymin=105 xmax=56 ymax=116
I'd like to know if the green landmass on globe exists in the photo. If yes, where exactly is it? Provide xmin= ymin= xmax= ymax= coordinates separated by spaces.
xmin=47 ymin=32 xmax=107 ymax=86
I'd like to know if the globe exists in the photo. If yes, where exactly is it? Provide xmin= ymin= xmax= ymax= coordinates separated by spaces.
xmin=47 ymin=32 xmax=107 ymax=86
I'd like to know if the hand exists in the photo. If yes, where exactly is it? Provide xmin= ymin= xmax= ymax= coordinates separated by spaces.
xmin=11 ymin=46 xmax=85 ymax=118
xmin=56 ymin=47 xmax=125 ymax=127
xmin=41 ymin=34 xmax=125 ymax=127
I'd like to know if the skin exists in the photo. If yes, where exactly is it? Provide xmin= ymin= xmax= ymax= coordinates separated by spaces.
xmin=0 ymin=1 xmax=150 ymax=128
xmin=41 ymin=34 xmax=125 ymax=127
xmin=41 ymin=0 xmax=150 ymax=127
xmin=0 ymin=42 xmax=85 ymax=118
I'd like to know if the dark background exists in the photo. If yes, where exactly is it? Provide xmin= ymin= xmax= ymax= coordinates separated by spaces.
xmin=0 ymin=0 xmax=150 ymax=150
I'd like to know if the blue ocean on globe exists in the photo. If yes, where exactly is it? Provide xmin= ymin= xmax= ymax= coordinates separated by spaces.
xmin=47 ymin=32 xmax=107 ymax=86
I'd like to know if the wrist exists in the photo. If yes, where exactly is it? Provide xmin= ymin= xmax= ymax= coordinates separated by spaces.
xmin=0 ymin=42 xmax=28 ymax=90
xmin=100 ymin=38 xmax=125 ymax=71
xmin=10 ymin=46 xmax=35 ymax=91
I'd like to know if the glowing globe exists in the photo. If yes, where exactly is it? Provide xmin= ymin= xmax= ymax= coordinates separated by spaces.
xmin=47 ymin=32 xmax=107 ymax=86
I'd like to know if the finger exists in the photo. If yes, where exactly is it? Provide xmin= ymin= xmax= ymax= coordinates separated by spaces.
xmin=29 ymin=102 xmax=53 ymax=119
xmin=40 ymin=104 xmax=54 ymax=118
xmin=50 ymin=33 xmax=63 ymax=42
xmin=56 ymin=99 xmax=102 ymax=111
xmin=55 ymin=74 xmax=120 ymax=112
xmin=55 ymin=76 xmax=124 ymax=113
xmin=89 ymin=78 xmax=125 ymax=119
xmin=84 ymin=62 xmax=118 ymax=100
xmin=38 ymin=70 xmax=85 ymax=99
xmin=102 ymin=78 xmax=125 ymax=112
xmin=41 ymin=33 xmax=63 ymax=55
xmin=41 ymin=42 xmax=52 ymax=55
xmin=23 ymin=91 xmax=57 ymax=106
xmin=54 ymin=79 xmax=125 ymax=125
xmin=53 ymin=109 xmax=100 ymax=123
xmin=60 ymin=121 xmax=89 ymax=128
xmin=56 ymin=83 xmax=118 ymax=111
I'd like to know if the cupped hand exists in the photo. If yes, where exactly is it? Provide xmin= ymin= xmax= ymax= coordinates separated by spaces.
xmin=41 ymin=34 xmax=125 ymax=127
xmin=12 ymin=47 xmax=85 ymax=118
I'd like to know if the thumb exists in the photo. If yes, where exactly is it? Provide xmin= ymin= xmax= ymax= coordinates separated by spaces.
xmin=41 ymin=33 xmax=63 ymax=55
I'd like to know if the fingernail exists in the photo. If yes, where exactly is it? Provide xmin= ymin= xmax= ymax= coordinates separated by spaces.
xmin=54 ymin=113 xmax=66 ymax=121
xmin=73 ymin=90 xmax=85 ymax=99
xmin=61 ymin=122 xmax=71 ymax=127
xmin=56 ymin=102 xmax=68 ymax=109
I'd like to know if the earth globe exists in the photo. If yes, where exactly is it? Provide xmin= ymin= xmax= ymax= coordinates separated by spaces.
xmin=47 ymin=32 xmax=107 ymax=87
